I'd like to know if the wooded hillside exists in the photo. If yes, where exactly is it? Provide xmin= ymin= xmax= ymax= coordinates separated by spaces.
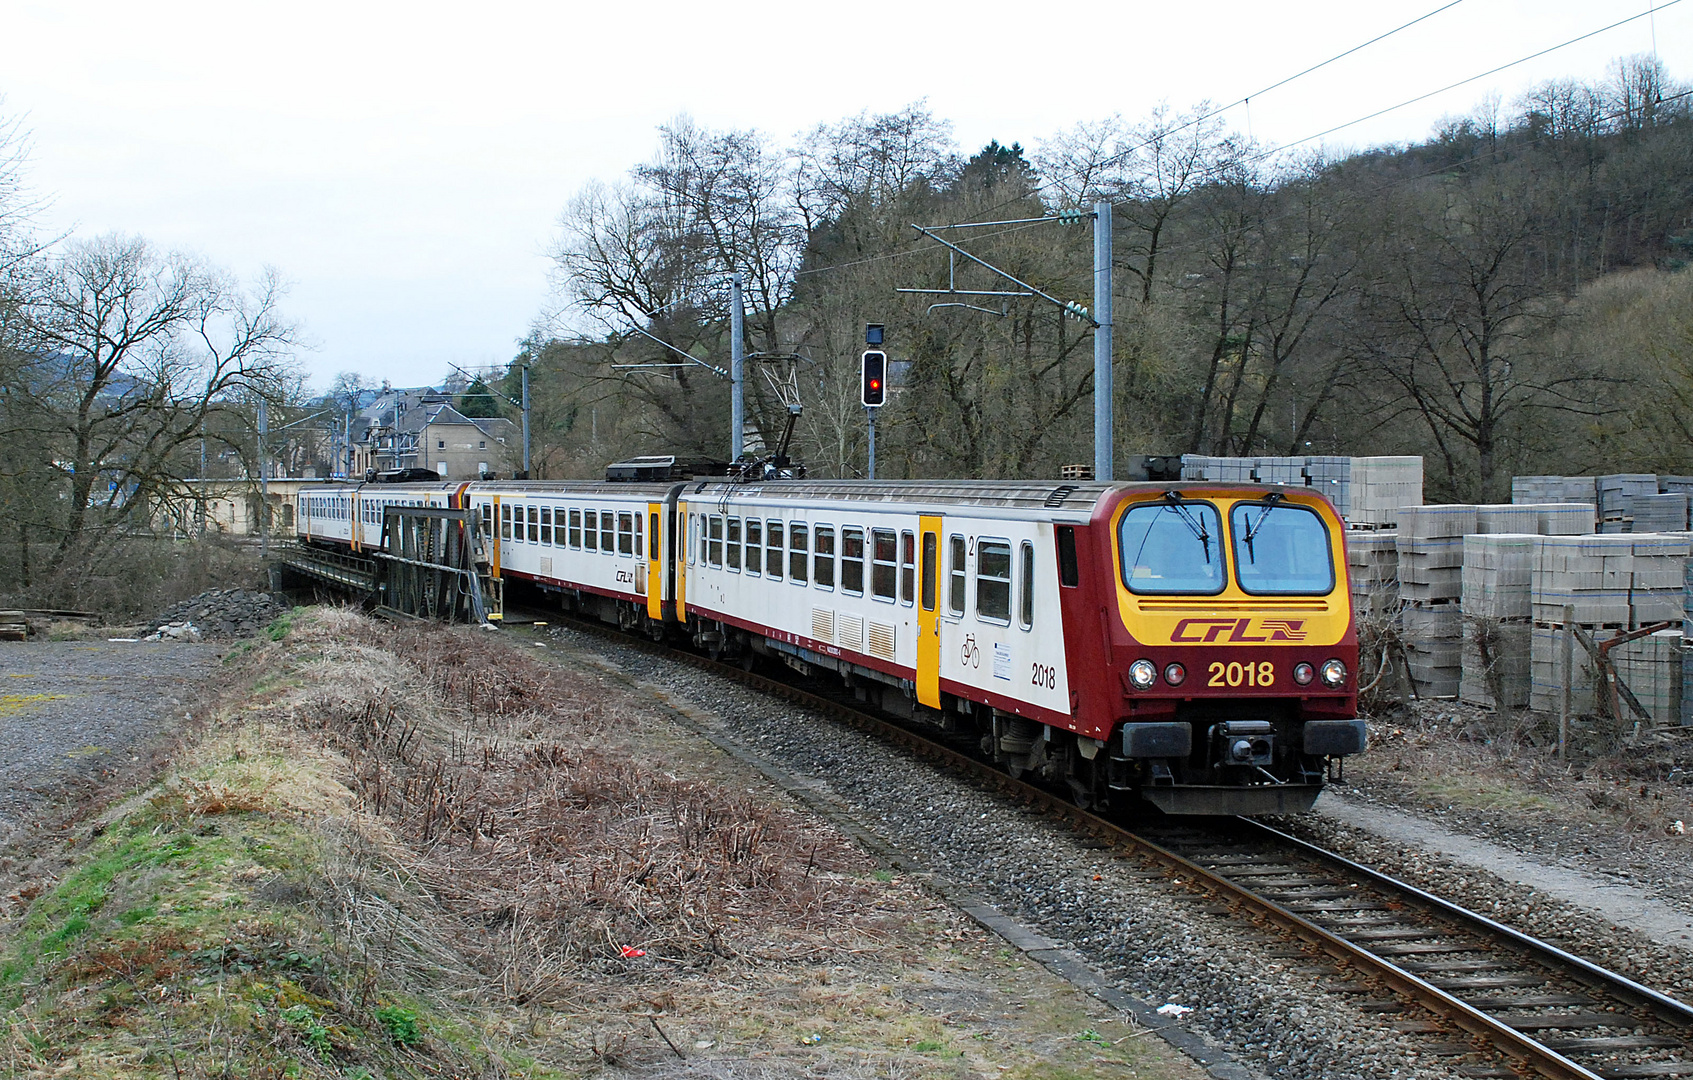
xmin=528 ymin=56 xmax=1693 ymax=501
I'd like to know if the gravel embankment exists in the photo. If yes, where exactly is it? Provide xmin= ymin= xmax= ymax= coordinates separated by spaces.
xmin=544 ymin=625 xmax=1471 ymax=1080
xmin=0 ymin=641 xmax=220 ymax=839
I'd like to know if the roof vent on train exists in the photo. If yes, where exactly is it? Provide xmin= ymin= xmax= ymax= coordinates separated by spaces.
xmin=605 ymin=456 xmax=732 ymax=482
xmin=371 ymin=468 xmax=444 ymax=483
xmin=1044 ymin=485 xmax=1077 ymax=508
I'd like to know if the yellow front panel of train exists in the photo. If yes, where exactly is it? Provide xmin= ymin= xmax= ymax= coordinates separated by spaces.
xmin=1113 ymin=492 xmax=1352 ymax=648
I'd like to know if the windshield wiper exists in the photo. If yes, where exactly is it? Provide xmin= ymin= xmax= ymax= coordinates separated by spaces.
xmin=1163 ymin=491 xmax=1211 ymax=564
xmin=1240 ymin=492 xmax=1285 ymax=564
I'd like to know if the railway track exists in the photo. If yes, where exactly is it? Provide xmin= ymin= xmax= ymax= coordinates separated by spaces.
xmin=517 ymin=605 xmax=1693 ymax=1080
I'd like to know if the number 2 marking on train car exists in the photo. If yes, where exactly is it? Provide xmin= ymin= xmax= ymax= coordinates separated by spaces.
xmin=1208 ymin=661 xmax=1276 ymax=687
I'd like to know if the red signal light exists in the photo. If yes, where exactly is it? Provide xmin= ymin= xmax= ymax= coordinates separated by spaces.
xmin=861 ymin=350 xmax=887 ymax=407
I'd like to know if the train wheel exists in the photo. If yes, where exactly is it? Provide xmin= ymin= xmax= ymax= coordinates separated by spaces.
xmin=1064 ymin=744 xmax=1104 ymax=810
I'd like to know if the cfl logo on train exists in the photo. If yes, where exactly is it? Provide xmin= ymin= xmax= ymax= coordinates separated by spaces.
xmin=1169 ymin=617 xmax=1308 ymax=643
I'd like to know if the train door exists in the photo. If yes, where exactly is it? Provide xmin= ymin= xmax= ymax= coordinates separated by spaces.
xmin=674 ymin=499 xmax=688 ymax=619
xmin=646 ymin=502 xmax=663 ymax=620
xmin=917 ymin=514 xmax=942 ymax=709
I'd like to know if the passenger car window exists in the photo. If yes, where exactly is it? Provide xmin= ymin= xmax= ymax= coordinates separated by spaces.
xmin=569 ymin=509 xmax=582 ymax=548
xmin=501 ymin=504 xmax=512 ymax=541
xmin=635 ymin=511 xmax=645 ymax=558
xmin=921 ymin=532 xmax=937 ymax=611
xmin=814 ymin=526 xmax=836 ymax=590
xmin=708 ymin=515 xmax=723 ymax=567
xmin=899 ymin=531 xmax=915 ymax=604
xmin=1019 ymin=541 xmax=1035 ymax=629
xmin=745 ymin=519 xmax=762 ymax=575
xmin=527 ymin=506 xmax=538 ymax=543
xmin=600 ymin=511 xmax=614 ymax=553
xmin=726 ymin=517 xmax=741 ymax=571
xmin=948 ymin=535 xmax=966 ymax=616
xmin=618 ymin=511 xmax=634 ymax=556
xmin=871 ymin=529 xmax=897 ymax=600
xmin=584 ymin=510 xmax=597 ymax=551
xmin=977 ymin=540 xmax=1012 ymax=623
xmin=788 ymin=524 xmax=808 ymax=583
xmin=766 ymin=521 xmax=783 ymax=581
xmin=1119 ymin=500 xmax=1225 ymax=594
xmin=540 ymin=507 xmax=552 ymax=545
xmin=841 ymin=527 xmax=864 ymax=594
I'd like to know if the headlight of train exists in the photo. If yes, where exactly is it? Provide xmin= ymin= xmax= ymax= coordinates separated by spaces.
xmin=1293 ymin=662 xmax=1314 ymax=685
xmin=1129 ymin=659 xmax=1157 ymax=690
xmin=1320 ymin=658 xmax=1348 ymax=688
xmin=1163 ymin=662 xmax=1186 ymax=687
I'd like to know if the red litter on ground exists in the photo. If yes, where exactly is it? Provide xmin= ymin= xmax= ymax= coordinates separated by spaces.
xmin=620 ymin=945 xmax=646 ymax=958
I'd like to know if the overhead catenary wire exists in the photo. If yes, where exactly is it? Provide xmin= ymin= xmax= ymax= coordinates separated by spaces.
xmin=1255 ymin=0 xmax=1686 ymax=163
xmin=909 ymin=0 xmax=1686 ymax=253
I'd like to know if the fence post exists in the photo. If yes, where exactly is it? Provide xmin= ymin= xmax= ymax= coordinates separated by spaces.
xmin=1560 ymin=603 xmax=1575 ymax=761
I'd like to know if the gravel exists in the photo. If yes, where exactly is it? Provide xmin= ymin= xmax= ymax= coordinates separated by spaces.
xmin=144 ymin=588 xmax=290 ymax=641
xmin=545 ymin=625 xmax=1474 ymax=1080
xmin=0 ymin=640 xmax=220 ymax=842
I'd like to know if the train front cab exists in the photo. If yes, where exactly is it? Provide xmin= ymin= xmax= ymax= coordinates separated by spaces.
xmin=1089 ymin=486 xmax=1366 ymax=816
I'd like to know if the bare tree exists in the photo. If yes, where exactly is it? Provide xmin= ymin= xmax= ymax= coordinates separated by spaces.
xmin=12 ymin=234 xmax=299 ymax=570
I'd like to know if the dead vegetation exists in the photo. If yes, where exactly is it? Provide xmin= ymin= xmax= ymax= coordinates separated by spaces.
xmin=0 ymin=607 xmax=1199 ymax=1079
xmin=293 ymin=614 xmax=881 ymax=1004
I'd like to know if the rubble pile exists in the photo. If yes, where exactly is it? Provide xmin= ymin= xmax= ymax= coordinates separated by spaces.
xmin=145 ymin=588 xmax=290 ymax=641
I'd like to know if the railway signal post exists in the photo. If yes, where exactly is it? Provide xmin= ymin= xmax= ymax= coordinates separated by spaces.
xmin=862 ymin=325 xmax=886 ymax=479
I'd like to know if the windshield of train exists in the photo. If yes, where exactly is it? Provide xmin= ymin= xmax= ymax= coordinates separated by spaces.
xmin=1229 ymin=501 xmax=1334 ymax=594
xmin=1119 ymin=501 xmax=1225 ymax=594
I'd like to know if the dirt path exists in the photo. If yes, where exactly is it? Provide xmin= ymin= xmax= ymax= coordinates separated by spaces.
xmin=0 ymin=640 xmax=219 ymax=839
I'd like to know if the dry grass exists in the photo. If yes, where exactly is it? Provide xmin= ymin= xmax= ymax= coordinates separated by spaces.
xmin=0 ymin=607 xmax=1206 ymax=1079
xmin=1358 ymin=700 xmax=1693 ymax=846
xmin=286 ymin=617 xmax=881 ymax=997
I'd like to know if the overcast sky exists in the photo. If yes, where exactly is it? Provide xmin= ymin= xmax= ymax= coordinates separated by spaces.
xmin=3 ymin=0 xmax=1685 ymax=392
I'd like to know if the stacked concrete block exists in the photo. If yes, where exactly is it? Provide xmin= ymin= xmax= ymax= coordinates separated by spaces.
xmin=1530 ymin=534 xmax=1634 ymax=626
xmin=1461 ymin=621 xmax=1532 ymax=709
xmin=1526 ymin=503 xmax=1598 ymax=535
xmin=1512 ymin=475 xmax=1599 ymax=505
xmin=1350 ymin=457 xmax=1424 ymax=527
xmin=1683 ymin=557 xmax=1693 ymax=726
xmin=1530 ymin=623 xmax=1599 ymax=714
xmin=1459 ymin=533 xmax=1535 ymax=710
xmin=1659 ymin=476 xmax=1693 ymax=497
xmin=1347 ymin=534 xmax=1401 ymax=626
xmin=1625 ymin=493 xmax=1690 ymax=533
xmin=1177 ymin=455 xmax=1422 ymax=527
xmin=1303 ymin=456 xmax=1351 ymax=519
xmin=1403 ymin=602 xmax=1462 ymax=698
xmin=1396 ymin=505 xmax=1476 ymax=603
xmin=1346 ymin=532 xmax=1400 ymax=623
xmin=1597 ymin=475 xmax=1659 ymax=529
xmin=1613 ymin=629 xmax=1685 ymax=726
xmin=1474 ymin=504 xmax=1541 ymax=534
xmin=1462 ymin=534 xmax=1536 ymax=619
xmin=1628 ymin=533 xmax=1690 ymax=625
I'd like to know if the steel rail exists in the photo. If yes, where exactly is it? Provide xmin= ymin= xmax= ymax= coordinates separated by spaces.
xmin=1239 ymin=817 xmax=1693 ymax=1030
xmin=535 ymin=609 xmax=1612 ymax=1080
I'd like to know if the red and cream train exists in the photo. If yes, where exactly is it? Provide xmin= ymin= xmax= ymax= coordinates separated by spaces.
xmin=299 ymin=475 xmax=1365 ymax=815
